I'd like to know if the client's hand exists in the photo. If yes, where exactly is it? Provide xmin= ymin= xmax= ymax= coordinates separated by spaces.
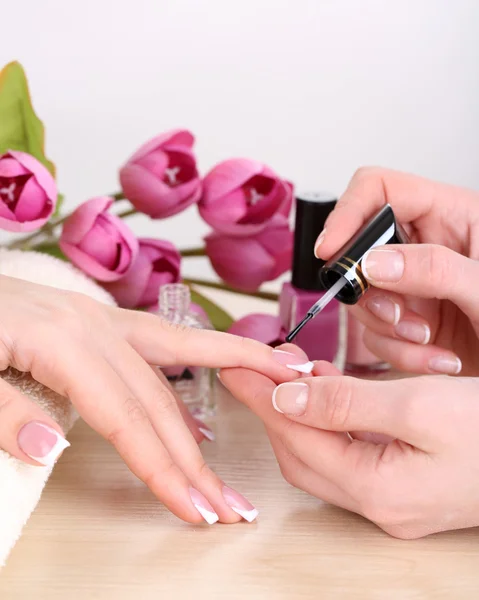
xmin=0 ymin=275 xmax=305 ymax=525
xmin=221 ymin=345 xmax=479 ymax=538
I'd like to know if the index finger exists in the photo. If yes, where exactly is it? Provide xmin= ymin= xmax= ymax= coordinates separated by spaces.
xmin=316 ymin=167 xmax=465 ymax=260
xmin=112 ymin=310 xmax=313 ymax=382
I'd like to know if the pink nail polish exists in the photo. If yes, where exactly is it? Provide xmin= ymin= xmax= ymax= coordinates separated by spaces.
xmin=222 ymin=486 xmax=259 ymax=522
xmin=17 ymin=422 xmax=70 ymax=467
xmin=189 ymin=487 xmax=219 ymax=525
xmin=272 ymin=349 xmax=314 ymax=374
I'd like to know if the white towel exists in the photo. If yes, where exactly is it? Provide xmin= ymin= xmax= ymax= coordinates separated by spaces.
xmin=0 ymin=249 xmax=116 ymax=567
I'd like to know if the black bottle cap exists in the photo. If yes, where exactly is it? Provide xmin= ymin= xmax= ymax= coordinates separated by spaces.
xmin=292 ymin=191 xmax=337 ymax=291
xmin=319 ymin=204 xmax=409 ymax=304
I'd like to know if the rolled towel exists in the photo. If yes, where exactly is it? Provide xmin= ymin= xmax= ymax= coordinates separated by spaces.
xmin=0 ymin=249 xmax=116 ymax=567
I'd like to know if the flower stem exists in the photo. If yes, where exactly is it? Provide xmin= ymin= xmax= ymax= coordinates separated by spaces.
xmin=116 ymin=207 xmax=137 ymax=219
xmin=112 ymin=192 xmax=125 ymax=201
xmin=180 ymin=247 xmax=206 ymax=257
xmin=184 ymin=278 xmax=279 ymax=301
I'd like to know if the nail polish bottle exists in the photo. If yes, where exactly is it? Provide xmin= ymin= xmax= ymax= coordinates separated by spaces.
xmin=158 ymin=283 xmax=216 ymax=419
xmin=345 ymin=314 xmax=390 ymax=374
xmin=279 ymin=192 xmax=347 ymax=370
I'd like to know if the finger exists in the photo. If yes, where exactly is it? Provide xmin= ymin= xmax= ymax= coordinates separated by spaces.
xmin=312 ymin=360 xmax=342 ymax=377
xmin=271 ymin=375 xmax=450 ymax=450
xmin=154 ymin=367 xmax=214 ymax=444
xmin=361 ymin=244 xmax=479 ymax=320
xmin=0 ymin=377 xmax=69 ymax=466
xmin=266 ymin=428 xmax=358 ymax=513
xmin=103 ymin=339 xmax=242 ymax=523
xmin=111 ymin=309 xmax=312 ymax=383
xmin=351 ymin=298 xmax=439 ymax=348
xmin=220 ymin=366 xmax=353 ymax=487
xmin=363 ymin=329 xmax=462 ymax=376
xmin=315 ymin=167 xmax=467 ymax=260
xmin=30 ymin=341 xmax=208 ymax=524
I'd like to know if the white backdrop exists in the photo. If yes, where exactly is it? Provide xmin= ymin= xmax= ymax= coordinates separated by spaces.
xmin=1 ymin=0 xmax=479 ymax=284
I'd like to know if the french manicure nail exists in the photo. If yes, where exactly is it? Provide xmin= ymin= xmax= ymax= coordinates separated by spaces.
xmin=195 ymin=419 xmax=216 ymax=442
xmin=272 ymin=350 xmax=314 ymax=374
xmin=189 ymin=487 xmax=219 ymax=525
xmin=17 ymin=422 xmax=70 ymax=467
xmin=366 ymin=295 xmax=400 ymax=325
xmin=395 ymin=321 xmax=431 ymax=345
xmin=314 ymin=228 xmax=327 ymax=258
xmin=222 ymin=486 xmax=259 ymax=522
xmin=362 ymin=248 xmax=404 ymax=282
xmin=272 ymin=382 xmax=309 ymax=416
xmin=428 ymin=355 xmax=462 ymax=375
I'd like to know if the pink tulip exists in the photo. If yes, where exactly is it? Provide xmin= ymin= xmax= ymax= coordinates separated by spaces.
xmin=198 ymin=158 xmax=293 ymax=236
xmin=119 ymin=129 xmax=202 ymax=218
xmin=205 ymin=216 xmax=293 ymax=291
xmin=0 ymin=150 xmax=57 ymax=232
xmin=59 ymin=196 xmax=138 ymax=282
xmin=104 ymin=238 xmax=181 ymax=308
xmin=228 ymin=314 xmax=286 ymax=347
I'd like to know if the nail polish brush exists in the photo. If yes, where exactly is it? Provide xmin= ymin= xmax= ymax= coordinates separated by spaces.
xmin=286 ymin=204 xmax=409 ymax=343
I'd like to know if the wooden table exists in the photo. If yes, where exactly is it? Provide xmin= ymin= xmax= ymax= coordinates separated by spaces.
xmin=1 ymin=384 xmax=479 ymax=599
xmin=2 ymin=289 xmax=479 ymax=599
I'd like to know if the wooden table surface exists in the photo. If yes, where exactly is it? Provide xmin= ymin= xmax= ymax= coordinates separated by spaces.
xmin=2 ymin=383 xmax=479 ymax=599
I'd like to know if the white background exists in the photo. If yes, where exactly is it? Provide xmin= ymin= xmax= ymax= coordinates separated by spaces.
xmin=1 ymin=0 xmax=479 ymax=285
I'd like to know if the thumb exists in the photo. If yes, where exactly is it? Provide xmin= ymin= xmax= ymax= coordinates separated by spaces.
xmin=271 ymin=375 xmax=449 ymax=451
xmin=361 ymin=244 xmax=479 ymax=318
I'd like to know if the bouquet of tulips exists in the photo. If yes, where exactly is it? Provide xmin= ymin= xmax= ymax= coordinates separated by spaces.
xmin=0 ymin=62 xmax=294 ymax=342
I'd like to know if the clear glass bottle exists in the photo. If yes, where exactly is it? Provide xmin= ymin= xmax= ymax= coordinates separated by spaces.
xmin=159 ymin=283 xmax=216 ymax=419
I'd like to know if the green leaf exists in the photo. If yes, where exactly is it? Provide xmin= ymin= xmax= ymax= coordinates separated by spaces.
xmin=33 ymin=242 xmax=67 ymax=261
xmin=0 ymin=61 xmax=55 ymax=175
xmin=190 ymin=289 xmax=234 ymax=332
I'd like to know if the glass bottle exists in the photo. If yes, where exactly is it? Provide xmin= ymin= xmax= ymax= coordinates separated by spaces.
xmin=158 ymin=283 xmax=216 ymax=419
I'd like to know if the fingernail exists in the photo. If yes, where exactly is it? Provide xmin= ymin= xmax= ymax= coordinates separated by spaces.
xmin=222 ymin=486 xmax=259 ymax=522
xmin=272 ymin=350 xmax=314 ymax=374
xmin=194 ymin=419 xmax=216 ymax=442
xmin=362 ymin=248 xmax=404 ymax=282
xmin=366 ymin=296 xmax=400 ymax=325
xmin=395 ymin=321 xmax=431 ymax=345
xmin=17 ymin=422 xmax=70 ymax=467
xmin=314 ymin=228 xmax=327 ymax=258
xmin=272 ymin=382 xmax=309 ymax=416
xmin=189 ymin=487 xmax=219 ymax=525
xmin=428 ymin=355 xmax=462 ymax=375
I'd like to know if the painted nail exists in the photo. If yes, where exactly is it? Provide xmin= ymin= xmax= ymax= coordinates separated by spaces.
xmin=272 ymin=350 xmax=314 ymax=374
xmin=428 ymin=355 xmax=462 ymax=375
xmin=17 ymin=422 xmax=70 ymax=467
xmin=366 ymin=295 xmax=400 ymax=325
xmin=362 ymin=248 xmax=404 ymax=282
xmin=314 ymin=228 xmax=327 ymax=258
xmin=189 ymin=487 xmax=219 ymax=525
xmin=272 ymin=382 xmax=309 ymax=416
xmin=395 ymin=321 xmax=431 ymax=345
xmin=222 ymin=486 xmax=259 ymax=522
xmin=194 ymin=419 xmax=216 ymax=442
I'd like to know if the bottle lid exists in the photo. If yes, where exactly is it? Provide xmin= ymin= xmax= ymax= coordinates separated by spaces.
xmin=292 ymin=191 xmax=337 ymax=291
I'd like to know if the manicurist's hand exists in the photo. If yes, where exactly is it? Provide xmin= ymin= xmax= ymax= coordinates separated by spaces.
xmin=221 ymin=345 xmax=479 ymax=539
xmin=0 ymin=275 xmax=307 ymax=525
xmin=315 ymin=167 xmax=479 ymax=376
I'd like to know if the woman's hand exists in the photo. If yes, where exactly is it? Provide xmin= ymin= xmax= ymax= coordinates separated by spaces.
xmin=315 ymin=167 xmax=479 ymax=375
xmin=221 ymin=346 xmax=479 ymax=539
xmin=0 ymin=275 xmax=305 ymax=525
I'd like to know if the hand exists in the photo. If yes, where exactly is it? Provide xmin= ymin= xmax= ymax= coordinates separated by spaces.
xmin=0 ymin=275 xmax=303 ymax=525
xmin=315 ymin=167 xmax=479 ymax=375
xmin=221 ymin=346 xmax=479 ymax=539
